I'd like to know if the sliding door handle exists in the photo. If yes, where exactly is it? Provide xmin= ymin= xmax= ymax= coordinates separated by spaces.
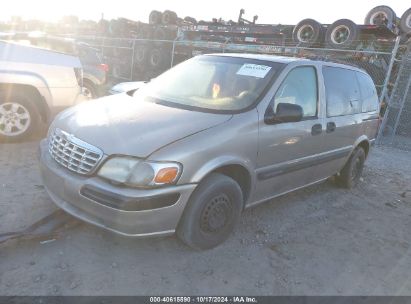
xmin=327 ymin=122 xmax=336 ymax=133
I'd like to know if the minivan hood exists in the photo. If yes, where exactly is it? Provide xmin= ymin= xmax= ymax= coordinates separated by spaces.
xmin=51 ymin=94 xmax=232 ymax=157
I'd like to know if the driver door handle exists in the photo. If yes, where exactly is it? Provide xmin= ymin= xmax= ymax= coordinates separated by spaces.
xmin=311 ymin=123 xmax=322 ymax=136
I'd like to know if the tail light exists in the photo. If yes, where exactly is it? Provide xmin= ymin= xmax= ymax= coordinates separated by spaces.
xmin=74 ymin=67 xmax=83 ymax=87
xmin=98 ymin=64 xmax=109 ymax=73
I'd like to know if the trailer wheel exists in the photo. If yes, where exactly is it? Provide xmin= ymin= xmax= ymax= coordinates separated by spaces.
xmin=293 ymin=19 xmax=324 ymax=47
xmin=134 ymin=45 xmax=149 ymax=69
xmin=149 ymin=48 xmax=171 ymax=70
xmin=365 ymin=6 xmax=397 ymax=28
xmin=149 ymin=10 xmax=162 ymax=25
xmin=400 ymin=8 xmax=411 ymax=34
xmin=325 ymin=19 xmax=358 ymax=49
xmin=184 ymin=16 xmax=197 ymax=24
xmin=162 ymin=10 xmax=178 ymax=25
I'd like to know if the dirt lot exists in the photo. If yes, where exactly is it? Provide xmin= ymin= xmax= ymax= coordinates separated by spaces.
xmin=0 ymin=140 xmax=411 ymax=296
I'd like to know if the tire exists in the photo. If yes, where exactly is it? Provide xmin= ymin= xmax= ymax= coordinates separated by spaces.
xmin=134 ymin=45 xmax=149 ymax=69
xmin=177 ymin=173 xmax=243 ymax=250
xmin=335 ymin=147 xmax=366 ymax=189
xmin=400 ymin=8 xmax=411 ymax=34
xmin=82 ymin=80 xmax=97 ymax=99
xmin=148 ymin=48 xmax=171 ymax=70
xmin=292 ymin=19 xmax=324 ymax=47
xmin=0 ymin=90 xmax=41 ymax=142
xmin=149 ymin=10 xmax=162 ymax=25
xmin=184 ymin=16 xmax=197 ymax=24
xmin=365 ymin=6 xmax=397 ymax=27
xmin=325 ymin=19 xmax=359 ymax=49
xmin=162 ymin=10 xmax=178 ymax=25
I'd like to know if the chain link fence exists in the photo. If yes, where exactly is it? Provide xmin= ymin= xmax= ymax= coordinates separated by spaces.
xmin=377 ymin=43 xmax=411 ymax=150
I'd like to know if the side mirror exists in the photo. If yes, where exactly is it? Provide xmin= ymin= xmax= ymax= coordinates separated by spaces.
xmin=265 ymin=103 xmax=303 ymax=124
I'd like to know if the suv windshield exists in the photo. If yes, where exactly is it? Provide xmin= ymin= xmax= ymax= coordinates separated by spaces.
xmin=134 ymin=55 xmax=284 ymax=112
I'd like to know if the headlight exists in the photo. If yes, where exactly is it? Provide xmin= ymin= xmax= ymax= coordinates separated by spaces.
xmin=97 ymin=157 xmax=182 ymax=188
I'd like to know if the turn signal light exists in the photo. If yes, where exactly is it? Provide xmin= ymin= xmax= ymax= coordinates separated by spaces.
xmin=154 ymin=167 xmax=179 ymax=184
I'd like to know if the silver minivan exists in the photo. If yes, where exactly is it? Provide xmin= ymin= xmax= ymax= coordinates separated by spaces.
xmin=39 ymin=54 xmax=380 ymax=249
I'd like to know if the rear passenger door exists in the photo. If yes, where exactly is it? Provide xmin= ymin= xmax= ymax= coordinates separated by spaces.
xmin=321 ymin=66 xmax=363 ymax=175
xmin=356 ymin=71 xmax=380 ymax=141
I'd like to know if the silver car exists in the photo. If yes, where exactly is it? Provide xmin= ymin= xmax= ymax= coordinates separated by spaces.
xmin=39 ymin=54 xmax=380 ymax=250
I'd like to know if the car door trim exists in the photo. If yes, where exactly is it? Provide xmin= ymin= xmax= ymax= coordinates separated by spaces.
xmin=257 ymin=146 xmax=352 ymax=180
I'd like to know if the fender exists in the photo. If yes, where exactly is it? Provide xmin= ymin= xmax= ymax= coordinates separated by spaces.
xmin=83 ymin=72 xmax=100 ymax=87
xmin=352 ymin=134 xmax=371 ymax=157
xmin=190 ymin=154 xmax=256 ymax=186
xmin=0 ymin=70 xmax=53 ymax=106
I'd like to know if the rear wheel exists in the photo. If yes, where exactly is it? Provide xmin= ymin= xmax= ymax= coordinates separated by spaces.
xmin=365 ymin=6 xmax=397 ymax=28
xmin=0 ymin=90 xmax=41 ymax=142
xmin=177 ymin=173 xmax=243 ymax=250
xmin=162 ymin=10 xmax=178 ymax=25
xmin=335 ymin=147 xmax=366 ymax=189
xmin=400 ymin=8 xmax=411 ymax=35
xmin=149 ymin=10 xmax=162 ymax=25
xmin=293 ymin=19 xmax=324 ymax=47
xmin=82 ymin=80 xmax=97 ymax=99
xmin=325 ymin=19 xmax=359 ymax=49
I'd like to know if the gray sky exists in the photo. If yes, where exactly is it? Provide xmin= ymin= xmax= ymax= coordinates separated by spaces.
xmin=1 ymin=0 xmax=409 ymax=25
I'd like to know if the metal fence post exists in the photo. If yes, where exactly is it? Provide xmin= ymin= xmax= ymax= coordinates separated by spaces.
xmin=130 ymin=40 xmax=136 ymax=81
xmin=379 ymin=37 xmax=401 ymax=105
xmin=376 ymin=37 xmax=402 ymax=144
xmin=171 ymin=37 xmax=178 ymax=68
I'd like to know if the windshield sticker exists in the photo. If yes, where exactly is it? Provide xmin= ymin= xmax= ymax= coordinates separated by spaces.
xmin=236 ymin=64 xmax=272 ymax=78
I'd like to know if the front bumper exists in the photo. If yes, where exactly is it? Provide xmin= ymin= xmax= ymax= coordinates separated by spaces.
xmin=39 ymin=139 xmax=196 ymax=237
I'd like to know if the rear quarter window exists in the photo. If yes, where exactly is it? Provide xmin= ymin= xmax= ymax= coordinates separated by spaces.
xmin=356 ymin=72 xmax=379 ymax=112
xmin=323 ymin=66 xmax=361 ymax=117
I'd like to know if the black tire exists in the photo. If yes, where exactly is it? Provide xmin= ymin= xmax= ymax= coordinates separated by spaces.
xmin=108 ymin=19 xmax=120 ymax=36
xmin=162 ymin=10 xmax=178 ymax=25
xmin=400 ymin=8 xmax=411 ymax=34
xmin=148 ymin=48 xmax=171 ymax=70
xmin=149 ymin=10 xmax=162 ymax=25
xmin=292 ymin=19 xmax=324 ymax=47
xmin=177 ymin=173 xmax=243 ymax=250
xmin=365 ymin=6 xmax=397 ymax=27
xmin=325 ymin=19 xmax=359 ymax=49
xmin=335 ymin=147 xmax=366 ymax=189
xmin=184 ymin=16 xmax=197 ymax=24
xmin=134 ymin=45 xmax=149 ymax=69
xmin=82 ymin=80 xmax=97 ymax=99
xmin=0 ymin=90 xmax=41 ymax=142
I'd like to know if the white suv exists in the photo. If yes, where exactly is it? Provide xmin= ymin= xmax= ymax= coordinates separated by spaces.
xmin=0 ymin=40 xmax=86 ymax=141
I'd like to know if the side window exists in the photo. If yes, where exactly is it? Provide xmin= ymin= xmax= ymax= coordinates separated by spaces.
xmin=273 ymin=66 xmax=318 ymax=118
xmin=356 ymin=72 xmax=379 ymax=112
xmin=323 ymin=66 xmax=361 ymax=117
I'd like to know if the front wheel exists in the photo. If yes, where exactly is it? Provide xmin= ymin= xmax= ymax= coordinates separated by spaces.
xmin=177 ymin=173 xmax=243 ymax=250
xmin=335 ymin=147 xmax=366 ymax=189
xmin=0 ymin=91 xmax=41 ymax=142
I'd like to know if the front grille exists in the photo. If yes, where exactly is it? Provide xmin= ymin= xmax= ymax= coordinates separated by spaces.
xmin=48 ymin=128 xmax=103 ymax=175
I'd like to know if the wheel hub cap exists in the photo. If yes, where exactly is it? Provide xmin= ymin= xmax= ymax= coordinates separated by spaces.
xmin=0 ymin=102 xmax=31 ymax=136
xmin=200 ymin=194 xmax=232 ymax=233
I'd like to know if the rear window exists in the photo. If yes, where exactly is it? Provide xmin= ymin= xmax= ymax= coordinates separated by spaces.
xmin=323 ymin=66 xmax=361 ymax=117
xmin=356 ymin=71 xmax=379 ymax=112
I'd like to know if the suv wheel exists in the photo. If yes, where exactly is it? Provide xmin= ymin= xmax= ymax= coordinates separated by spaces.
xmin=82 ymin=81 xmax=97 ymax=99
xmin=336 ymin=147 xmax=366 ymax=189
xmin=177 ymin=173 xmax=243 ymax=250
xmin=0 ymin=91 xmax=40 ymax=142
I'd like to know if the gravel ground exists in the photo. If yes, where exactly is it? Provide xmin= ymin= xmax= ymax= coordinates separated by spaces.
xmin=0 ymin=141 xmax=411 ymax=296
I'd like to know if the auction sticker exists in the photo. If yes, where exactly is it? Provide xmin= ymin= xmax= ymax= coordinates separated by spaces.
xmin=237 ymin=64 xmax=271 ymax=78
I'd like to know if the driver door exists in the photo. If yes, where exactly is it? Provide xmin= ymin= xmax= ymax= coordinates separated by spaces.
xmin=254 ymin=65 xmax=326 ymax=202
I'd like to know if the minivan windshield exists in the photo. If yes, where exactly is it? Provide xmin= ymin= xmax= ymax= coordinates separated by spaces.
xmin=134 ymin=56 xmax=284 ymax=112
